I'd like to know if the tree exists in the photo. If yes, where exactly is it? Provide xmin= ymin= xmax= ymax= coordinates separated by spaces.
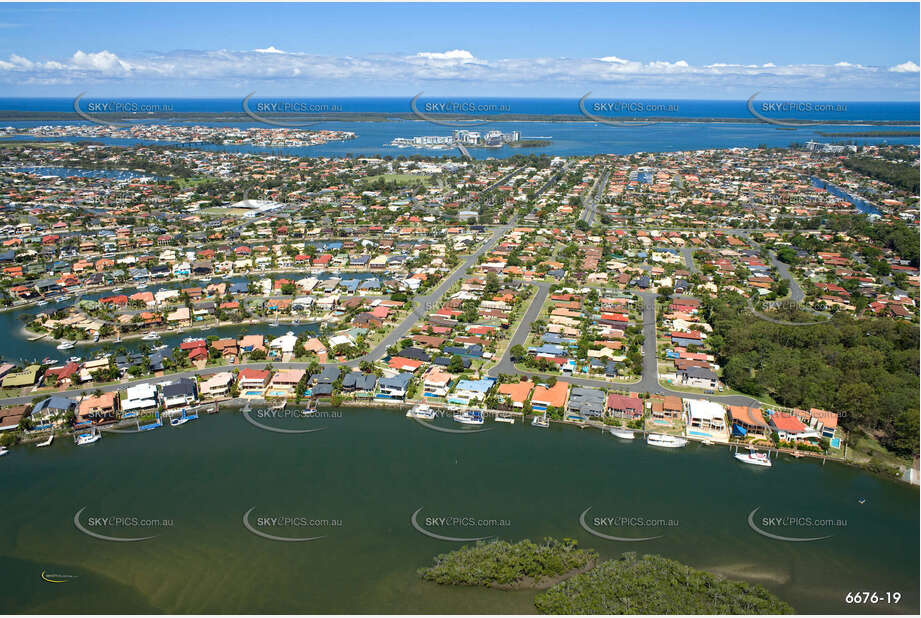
xmin=509 ymin=344 xmax=526 ymax=362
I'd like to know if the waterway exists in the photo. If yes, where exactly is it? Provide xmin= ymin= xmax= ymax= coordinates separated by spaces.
xmin=0 ymin=408 xmax=917 ymax=613
xmin=810 ymin=177 xmax=883 ymax=216
xmin=0 ymin=270 xmax=386 ymax=365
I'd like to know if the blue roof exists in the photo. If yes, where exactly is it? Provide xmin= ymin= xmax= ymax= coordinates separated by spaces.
xmin=454 ymin=378 xmax=495 ymax=393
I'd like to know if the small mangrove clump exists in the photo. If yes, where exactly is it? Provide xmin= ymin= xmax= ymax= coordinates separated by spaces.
xmin=418 ymin=537 xmax=597 ymax=588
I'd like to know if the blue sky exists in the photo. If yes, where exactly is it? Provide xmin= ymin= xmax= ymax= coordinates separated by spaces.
xmin=0 ymin=2 xmax=918 ymax=99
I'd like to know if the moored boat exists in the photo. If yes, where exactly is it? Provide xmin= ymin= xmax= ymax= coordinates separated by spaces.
xmin=646 ymin=433 xmax=687 ymax=448
xmin=494 ymin=414 xmax=515 ymax=424
xmin=36 ymin=434 xmax=54 ymax=447
xmin=734 ymin=449 xmax=772 ymax=467
xmin=56 ymin=340 xmax=76 ymax=350
xmin=453 ymin=410 xmax=484 ymax=425
xmin=141 ymin=332 xmax=161 ymax=341
xmin=0 ymin=446 xmax=8 ymax=456
xmin=406 ymin=404 xmax=436 ymax=420
xmin=610 ymin=427 xmax=636 ymax=440
xmin=531 ymin=413 xmax=550 ymax=428
xmin=74 ymin=428 xmax=101 ymax=446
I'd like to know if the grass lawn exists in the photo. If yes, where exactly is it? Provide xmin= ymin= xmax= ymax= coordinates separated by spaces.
xmin=846 ymin=431 xmax=912 ymax=467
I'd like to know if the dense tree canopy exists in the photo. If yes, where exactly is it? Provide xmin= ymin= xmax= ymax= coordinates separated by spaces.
xmin=704 ymin=294 xmax=919 ymax=456
xmin=418 ymin=538 xmax=596 ymax=587
xmin=534 ymin=553 xmax=793 ymax=614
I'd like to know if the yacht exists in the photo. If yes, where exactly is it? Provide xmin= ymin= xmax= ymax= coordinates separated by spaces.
xmin=734 ymin=449 xmax=772 ymax=467
xmin=74 ymin=428 xmax=101 ymax=446
xmin=646 ymin=433 xmax=687 ymax=448
xmin=301 ymin=400 xmax=318 ymax=415
xmin=610 ymin=427 xmax=636 ymax=440
xmin=56 ymin=340 xmax=76 ymax=350
xmin=141 ymin=332 xmax=161 ymax=341
xmin=67 ymin=356 xmax=82 ymax=364
xmin=152 ymin=344 xmax=167 ymax=351
xmin=36 ymin=434 xmax=54 ymax=447
xmin=531 ymin=413 xmax=550 ymax=428
xmin=406 ymin=404 xmax=436 ymax=420
xmin=36 ymin=300 xmax=48 ymax=307
xmin=453 ymin=410 xmax=485 ymax=425
xmin=170 ymin=415 xmax=190 ymax=427
xmin=0 ymin=446 xmax=8 ymax=456
xmin=494 ymin=414 xmax=516 ymax=424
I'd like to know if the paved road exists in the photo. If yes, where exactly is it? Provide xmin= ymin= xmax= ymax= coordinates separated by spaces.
xmin=487 ymin=281 xmax=550 ymax=378
xmin=361 ymin=219 xmax=516 ymax=363
xmin=679 ymin=247 xmax=698 ymax=274
xmin=579 ymin=168 xmax=610 ymax=225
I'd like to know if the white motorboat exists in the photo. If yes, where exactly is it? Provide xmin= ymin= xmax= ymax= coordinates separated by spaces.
xmin=494 ymin=414 xmax=515 ymax=424
xmin=141 ymin=332 xmax=161 ymax=341
xmin=56 ymin=340 xmax=76 ymax=350
xmin=734 ymin=449 xmax=772 ymax=467
xmin=0 ymin=446 xmax=8 ymax=456
xmin=36 ymin=434 xmax=54 ymax=447
xmin=453 ymin=410 xmax=485 ymax=425
xmin=68 ymin=356 xmax=82 ymax=364
xmin=36 ymin=300 xmax=48 ymax=307
xmin=646 ymin=433 xmax=688 ymax=448
xmin=406 ymin=404 xmax=436 ymax=420
xmin=610 ymin=427 xmax=636 ymax=440
xmin=74 ymin=429 xmax=101 ymax=446
xmin=531 ymin=413 xmax=550 ymax=428
xmin=170 ymin=416 xmax=190 ymax=427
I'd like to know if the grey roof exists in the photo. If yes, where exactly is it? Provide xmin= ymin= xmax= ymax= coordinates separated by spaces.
xmin=379 ymin=372 xmax=412 ymax=390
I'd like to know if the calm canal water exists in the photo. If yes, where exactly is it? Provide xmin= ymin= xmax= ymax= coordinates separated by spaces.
xmin=0 ymin=408 xmax=917 ymax=614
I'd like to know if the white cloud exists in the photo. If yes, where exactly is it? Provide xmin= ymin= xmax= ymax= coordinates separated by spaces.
xmin=889 ymin=60 xmax=920 ymax=73
xmin=0 ymin=48 xmax=916 ymax=97
xmin=415 ymin=49 xmax=477 ymax=62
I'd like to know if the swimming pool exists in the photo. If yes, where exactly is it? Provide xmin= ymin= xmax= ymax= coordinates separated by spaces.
xmin=831 ymin=438 xmax=841 ymax=448
xmin=688 ymin=430 xmax=712 ymax=437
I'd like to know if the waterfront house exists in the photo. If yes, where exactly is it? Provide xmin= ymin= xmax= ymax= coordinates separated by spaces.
xmin=0 ymin=405 xmax=29 ymax=432
xmin=450 ymin=378 xmax=495 ymax=406
xmin=31 ymin=396 xmax=75 ymax=426
xmin=377 ymin=373 xmax=412 ymax=400
xmin=121 ymin=383 xmax=158 ymax=417
xmin=530 ymin=381 xmax=569 ymax=412
xmin=238 ymin=368 xmax=270 ymax=398
xmin=769 ymin=411 xmax=818 ymax=442
xmin=809 ymin=408 xmax=839 ymax=439
xmin=341 ymin=372 xmax=377 ymax=397
xmin=727 ymin=405 xmax=769 ymax=438
xmin=44 ymin=362 xmax=80 ymax=387
xmin=684 ymin=399 xmax=727 ymax=436
xmin=199 ymin=372 xmax=234 ymax=398
xmin=568 ymin=387 xmax=606 ymax=418
xmin=606 ymin=393 xmax=644 ymax=420
xmin=77 ymin=391 xmax=119 ymax=423
xmin=267 ymin=369 xmax=306 ymax=398
xmin=161 ymin=378 xmax=198 ymax=409
xmin=422 ymin=368 xmax=453 ymax=398
xmin=496 ymin=380 xmax=533 ymax=408
xmin=1 ymin=365 xmax=42 ymax=389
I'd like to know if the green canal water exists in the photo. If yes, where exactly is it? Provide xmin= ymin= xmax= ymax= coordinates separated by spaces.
xmin=1 ymin=407 xmax=917 ymax=614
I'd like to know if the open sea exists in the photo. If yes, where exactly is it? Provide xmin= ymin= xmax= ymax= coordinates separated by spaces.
xmin=1 ymin=97 xmax=917 ymax=159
